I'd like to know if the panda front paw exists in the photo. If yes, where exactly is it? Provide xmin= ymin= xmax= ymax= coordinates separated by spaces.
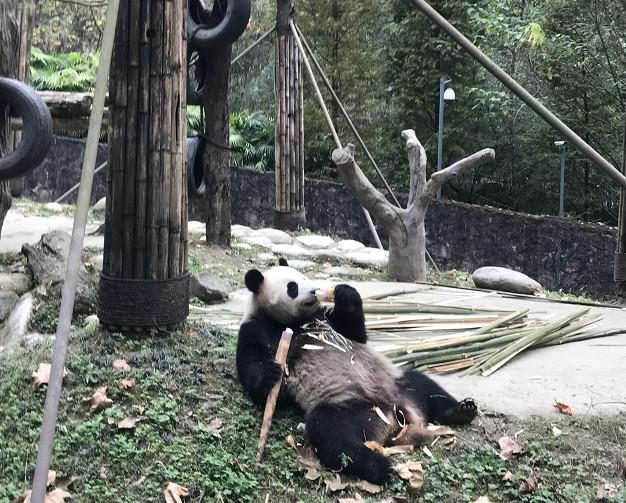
xmin=442 ymin=398 xmax=478 ymax=425
xmin=333 ymin=284 xmax=363 ymax=313
xmin=259 ymin=360 xmax=283 ymax=395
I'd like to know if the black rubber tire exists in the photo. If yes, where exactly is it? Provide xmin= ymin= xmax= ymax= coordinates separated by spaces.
xmin=187 ymin=0 xmax=251 ymax=50
xmin=0 ymin=77 xmax=53 ymax=181
xmin=186 ymin=136 xmax=206 ymax=196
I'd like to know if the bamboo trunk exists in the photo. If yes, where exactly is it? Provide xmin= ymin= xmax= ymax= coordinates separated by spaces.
xmin=274 ymin=2 xmax=305 ymax=229
xmin=99 ymin=0 xmax=189 ymax=331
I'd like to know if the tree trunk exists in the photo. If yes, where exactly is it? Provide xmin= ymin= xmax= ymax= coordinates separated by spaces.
xmin=201 ymin=45 xmax=232 ymax=246
xmin=9 ymin=0 xmax=37 ymax=198
xmin=274 ymin=0 xmax=305 ymax=229
xmin=98 ymin=0 xmax=189 ymax=331
xmin=616 ymin=111 xmax=626 ymax=302
xmin=332 ymin=131 xmax=495 ymax=282
xmin=388 ymin=214 xmax=427 ymax=282
xmin=1 ymin=6 xmax=21 ymax=230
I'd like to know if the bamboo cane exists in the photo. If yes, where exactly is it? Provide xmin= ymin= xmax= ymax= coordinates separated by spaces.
xmin=256 ymin=328 xmax=293 ymax=462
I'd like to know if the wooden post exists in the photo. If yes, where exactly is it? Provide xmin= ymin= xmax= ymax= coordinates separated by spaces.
xmin=616 ymin=111 xmax=626 ymax=302
xmin=98 ymin=0 xmax=189 ymax=332
xmin=274 ymin=0 xmax=305 ymax=229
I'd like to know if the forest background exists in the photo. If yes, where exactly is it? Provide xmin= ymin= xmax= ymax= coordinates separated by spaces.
xmin=31 ymin=0 xmax=626 ymax=225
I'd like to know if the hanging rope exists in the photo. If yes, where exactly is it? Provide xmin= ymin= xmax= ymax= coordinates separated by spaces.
xmin=29 ymin=1 xmax=120 ymax=500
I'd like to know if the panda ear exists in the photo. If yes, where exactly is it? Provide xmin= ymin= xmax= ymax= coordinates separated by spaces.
xmin=245 ymin=269 xmax=264 ymax=293
xmin=278 ymin=258 xmax=289 ymax=267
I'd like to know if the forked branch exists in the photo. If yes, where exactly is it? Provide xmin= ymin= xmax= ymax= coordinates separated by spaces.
xmin=402 ymin=129 xmax=427 ymax=207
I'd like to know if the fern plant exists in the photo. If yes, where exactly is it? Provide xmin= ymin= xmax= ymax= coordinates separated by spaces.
xmin=29 ymin=47 xmax=99 ymax=92
xmin=228 ymin=111 xmax=275 ymax=171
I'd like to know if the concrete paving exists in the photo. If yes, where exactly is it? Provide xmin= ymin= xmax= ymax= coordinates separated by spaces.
xmin=200 ymin=280 xmax=626 ymax=419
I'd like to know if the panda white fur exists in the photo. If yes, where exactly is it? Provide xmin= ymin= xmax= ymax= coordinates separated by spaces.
xmin=236 ymin=259 xmax=477 ymax=485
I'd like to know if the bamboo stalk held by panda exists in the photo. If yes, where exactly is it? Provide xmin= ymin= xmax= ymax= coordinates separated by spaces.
xmin=256 ymin=327 xmax=294 ymax=462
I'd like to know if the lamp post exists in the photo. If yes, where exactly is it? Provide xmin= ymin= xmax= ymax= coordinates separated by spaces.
xmin=437 ymin=78 xmax=455 ymax=200
xmin=554 ymin=140 xmax=566 ymax=217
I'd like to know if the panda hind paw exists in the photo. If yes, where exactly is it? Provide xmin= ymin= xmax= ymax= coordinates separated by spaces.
xmin=359 ymin=454 xmax=394 ymax=486
xmin=443 ymin=398 xmax=478 ymax=425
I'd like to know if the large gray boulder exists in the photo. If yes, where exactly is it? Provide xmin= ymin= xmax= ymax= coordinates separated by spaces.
xmin=0 ymin=293 xmax=33 ymax=349
xmin=0 ymin=271 xmax=33 ymax=295
xmin=472 ymin=266 xmax=543 ymax=295
xmin=190 ymin=273 xmax=233 ymax=304
xmin=0 ymin=291 xmax=19 ymax=322
xmin=21 ymin=231 xmax=97 ymax=314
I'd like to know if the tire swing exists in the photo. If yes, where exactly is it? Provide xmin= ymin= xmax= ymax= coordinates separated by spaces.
xmin=0 ymin=77 xmax=53 ymax=181
xmin=185 ymin=0 xmax=251 ymax=194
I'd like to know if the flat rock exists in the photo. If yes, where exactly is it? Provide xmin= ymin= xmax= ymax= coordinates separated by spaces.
xmin=231 ymin=224 xmax=252 ymax=239
xmin=346 ymin=248 xmax=388 ymax=268
xmin=85 ymin=314 xmax=100 ymax=326
xmin=472 ymin=266 xmax=543 ymax=295
xmin=294 ymin=235 xmax=335 ymax=249
xmin=188 ymin=221 xmax=206 ymax=235
xmin=335 ymin=239 xmax=366 ymax=252
xmin=0 ymin=291 xmax=19 ymax=322
xmin=190 ymin=273 xmax=233 ymax=304
xmin=0 ymin=293 xmax=33 ymax=349
xmin=285 ymin=259 xmax=316 ymax=270
xmin=92 ymin=197 xmax=107 ymax=213
xmin=310 ymin=248 xmax=345 ymax=261
xmin=257 ymin=252 xmax=277 ymax=262
xmin=0 ymin=271 xmax=33 ymax=295
xmin=43 ymin=202 xmax=63 ymax=213
xmin=232 ymin=242 xmax=252 ymax=250
xmin=270 ymin=243 xmax=315 ymax=257
xmin=325 ymin=265 xmax=370 ymax=277
xmin=249 ymin=228 xmax=292 ymax=244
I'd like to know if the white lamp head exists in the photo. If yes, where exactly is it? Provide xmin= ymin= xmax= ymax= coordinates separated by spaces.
xmin=443 ymin=87 xmax=456 ymax=101
xmin=554 ymin=140 xmax=566 ymax=147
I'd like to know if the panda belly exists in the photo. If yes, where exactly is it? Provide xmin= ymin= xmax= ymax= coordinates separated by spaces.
xmin=284 ymin=336 xmax=404 ymax=414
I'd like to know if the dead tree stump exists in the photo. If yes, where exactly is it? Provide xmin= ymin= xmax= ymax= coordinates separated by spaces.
xmin=332 ymin=130 xmax=495 ymax=282
xmin=273 ymin=0 xmax=305 ymax=229
xmin=98 ymin=0 xmax=189 ymax=332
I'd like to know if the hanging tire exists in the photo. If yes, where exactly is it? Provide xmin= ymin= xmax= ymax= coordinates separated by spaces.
xmin=187 ymin=136 xmax=206 ymax=196
xmin=0 ymin=77 xmax=53 ymax=182
xmin=187 ymin=0 xmax=251 ymax=50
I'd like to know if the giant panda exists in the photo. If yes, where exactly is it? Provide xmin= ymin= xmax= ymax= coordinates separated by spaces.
xmin=236 ymin=259 xmax=477 ymax=485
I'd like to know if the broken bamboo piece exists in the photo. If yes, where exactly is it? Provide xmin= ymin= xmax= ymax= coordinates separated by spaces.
xmin=256 ymin=327 xmax=293 ymax=462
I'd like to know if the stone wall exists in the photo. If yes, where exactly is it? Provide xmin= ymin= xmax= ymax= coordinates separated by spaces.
xmin=26 ymin=136 xmax=619 ymax=299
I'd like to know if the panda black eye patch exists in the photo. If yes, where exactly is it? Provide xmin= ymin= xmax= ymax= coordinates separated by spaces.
xmin=287 ymin=281 xmax=299 ymax=299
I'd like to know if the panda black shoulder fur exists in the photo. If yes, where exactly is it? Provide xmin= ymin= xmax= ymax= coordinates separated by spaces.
xmin=236 ymin=259 xmax=477 ymax=485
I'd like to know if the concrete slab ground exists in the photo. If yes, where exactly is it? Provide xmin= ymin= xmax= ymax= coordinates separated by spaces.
xmin=201 ymin=280 xmax=626 ymax=420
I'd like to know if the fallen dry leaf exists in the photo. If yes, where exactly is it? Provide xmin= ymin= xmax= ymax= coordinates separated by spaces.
xmin=422 ymin=446 xmax=433 ymax=458
xmin=473 ymin=497 xmax=493 ymax=503
xmin=120 ymin=377 xmax=135 ymax=389
xmin=82 ymin=386 xmax=113 ymax=413
xmin=519 ymin=475 xmax=542 ymax=494
xmin=23 ymin=488 xmax=72 ymax=503
xmin=32 ymin=364 xmax=69 ymax=390
xmin=205 ymin=418 xmax=223 ymax=437
xmin=502 ymin=470 xmax=514 ymax=481
xmin=112 ymin=359 xmax=130 ymax=373
xmin=117 ymin=416 xmax=144 ymax=430
xmin=498 ymin=436 xmax=523 ymax=460
xmin=47 ymin=470 xmax=56 ymax=487
xmin=554 ymin=400 xmax=573 ymax=416
xmin=427 ymin=424 xmax=456 ymax=436
xmin=364 ymin=440 xmax=386 ymax=456
xmin=304 ymin=468 xmax=321 ymax=481
xmin=163 ymin=482 xmax=189 ymax=503
xmin=338 ymin=494 xmax=364 ymax=503
xmin=361 ymin=480 xmax=382 ymax=494
xmin=551 ymin=425 xmax=562 ymax=437
xmin=285 ymin=435 xmax=320 ymax=471
xmin=323 ymin=473 xmax=349 ymax=492
xmin=394 ymin=460 xmax=424 ymax=492
xmin=363 ymin=440 xmax=413 ymax=457
xmin=596 ymin=482 xmax=618 ymax=500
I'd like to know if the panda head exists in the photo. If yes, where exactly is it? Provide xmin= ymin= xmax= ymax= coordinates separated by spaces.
xmin=244 ymin=259 xmax=320 ymax=325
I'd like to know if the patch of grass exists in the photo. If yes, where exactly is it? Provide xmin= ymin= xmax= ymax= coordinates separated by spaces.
xmin=29 ymin=296 xmax=61 ymax=334
xmin=544 ymin=289 xmax=599 ymax=304
xmin=1 ymin=323 xmax=624 ymax=503
xmin=0 ymin=251 xmax=23 ymax=266
xmin=429 ymin=268 xmax=476 ymax=289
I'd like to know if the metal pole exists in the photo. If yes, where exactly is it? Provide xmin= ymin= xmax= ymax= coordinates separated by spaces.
xmin=231 ymin=25 xmax=275 ymax=65
xmin=54 ymin=161 xmax=107 ymax=204
xmin=559 ymin=145 xmax=566 ymax=217
xmin=409 ymin=0 xmax=626 ymax=190
xmin=30 ymin=0 xmax=120 ymax=500
xmin=436 ymin=78 xmax=449 ymax=200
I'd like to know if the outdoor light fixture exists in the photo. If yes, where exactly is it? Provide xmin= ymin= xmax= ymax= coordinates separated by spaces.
xmin=437 ymin=78 xmax=455 ymax=200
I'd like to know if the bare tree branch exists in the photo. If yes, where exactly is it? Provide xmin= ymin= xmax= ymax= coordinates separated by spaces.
xmin=332 ymin=144 xmax=403 ymax=232
xmin=402 ymin=129 xmax=427 ymax=208
xmin=423 ymin=148 xmax=495 ymax=199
